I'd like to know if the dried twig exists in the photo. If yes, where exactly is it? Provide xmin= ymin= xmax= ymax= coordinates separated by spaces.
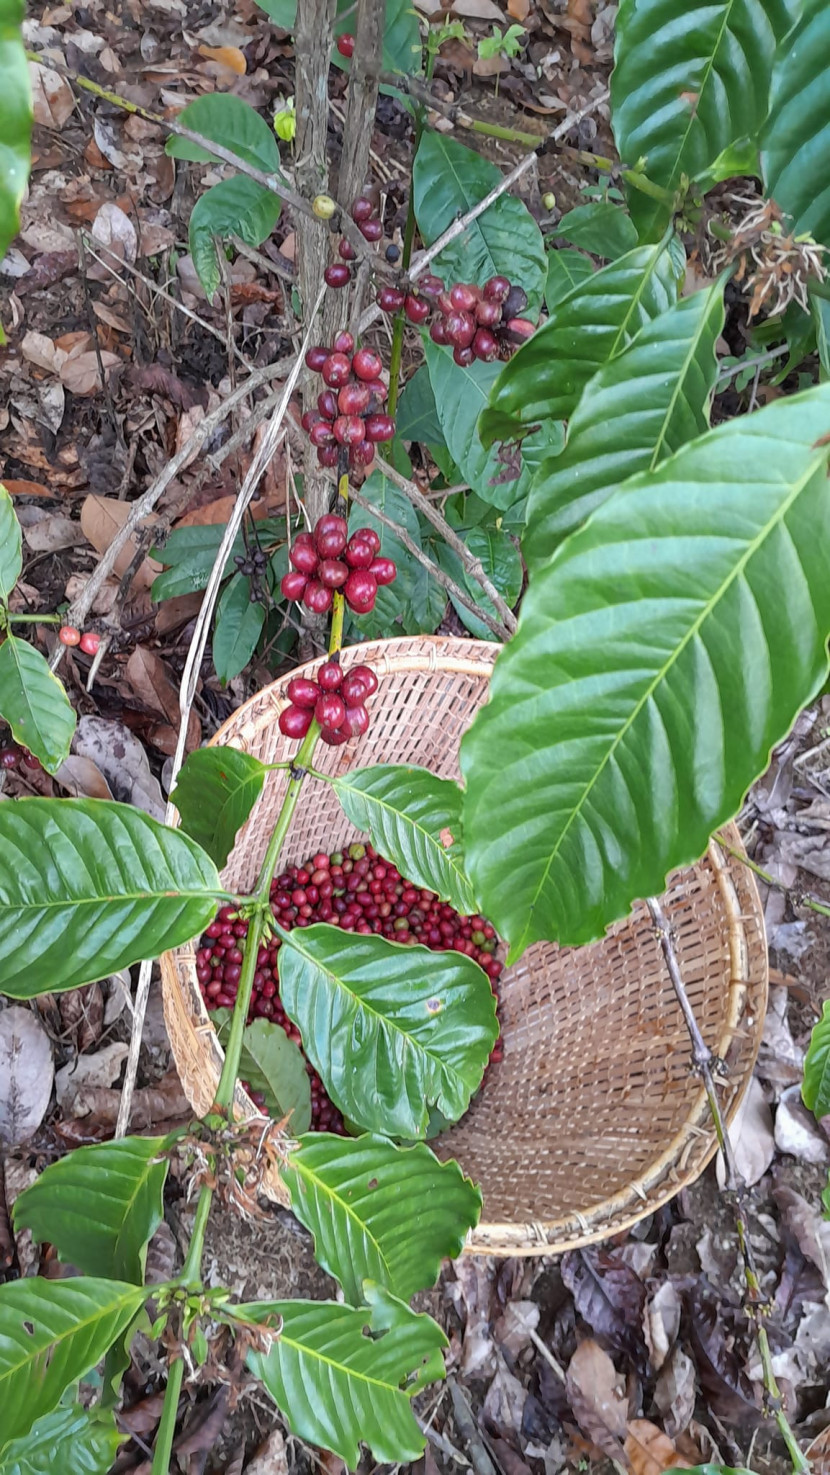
xmin=114 ymin=286 xmax=327 ymax=1138
xmin=647 ymin=895 xmax=810 ymax=1475
xmin=373 ymin=454 xmax=517 ymax=633
xmin=347 ymin=486 xmax=509 ymax=640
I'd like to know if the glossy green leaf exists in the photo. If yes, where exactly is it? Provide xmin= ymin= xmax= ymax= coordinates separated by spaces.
xmin=424 ymin=340 xmax=563 ymax=510
xmin=395 ymin=365 xmax=445 ymax=447
xmin=278 ymin=923 xmax=498 ymax=1138
xmin=762 ymin=0 xmax=830 ymax=246
xmin=211 ymin=1012 xmax=312 ymax=1131
xmin=0 ymin=1278 xmax=144 ymax=1449
xmin=480 ymin=243 xmax=677 ymax=446
xmin=0 ymin=798 xmax=220 ymax=997
xmin=545 ymin=248 xmax=595 ymax=310
xmin=524 ymin=279 xmax=725 ymax=567
xmin=0 ymin=1404 xmax=124 ymax=1475
xmin=412 ymin=133 xmax=547 ymax=314
xmin=556 ymin=201 xmax=638 ymax=260
xmin=285 ymin=1133 xmax=481 ymax=1304
xmin=167 ymin=94 xmax=281 ymax=172
xmin=436 ymin=526 xmax=522 ymax=640
xmin=189 ymin=177 xmax=281 ymax=302
xmin=330 ymin=764 xmax=477 ymax=914
xmin=243 ymin=1284 xmax=446 ymax=1467
xmin=152 ymin=523 xmax=250 ymax=600
xmin=13 ymin=1138 xmax=168 ymax=1284
xmin=0 ymin=0 xmax=31 ymax=279
xmin=171 ymin=746 xmax=267 ymax=869
xmin=612 ymin=0 xmax=797 ymax=235
xmin=0 ymin=636 xmax=76 ymax=772
xmin=803 ymin=999 xmax=830 ymax=1118
xmin=213 ymin=573 xmax=267 ymax=684
xmin=461 ymin=386 xmax=830 ymax=954
xmin=0 ymin=485 xmax=22 ymax=603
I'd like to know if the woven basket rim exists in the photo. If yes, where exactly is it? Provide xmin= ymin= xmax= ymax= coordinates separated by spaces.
xmin=161 ymin=634 xmax=768 ymax=1256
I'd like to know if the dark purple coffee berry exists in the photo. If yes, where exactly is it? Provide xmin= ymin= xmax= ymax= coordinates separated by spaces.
xmin=363 ymin=413 xmax=395 ymax=443
xmin=503 ymin=284 xmax=528 ymax=318
xmin=430 ymin=319 xmax=449 ymax=345
xmin=324 ymin=263 xmax=351 ymax=288
xmin=476 ymin=299 xmax=502 ymax=327
xmin=377 ymin=285 xmax=406 ymax=313
xmin=280 ymin=570 xmax=307 ymax=601
xmin=317 ymin=445 xmax=339 ymax=467
xmin=302 ymin=580 xmax=333 ymax=614
xmin=290 ymin=533 xmax=319 ymax=573
xmin=305 ymin=345 xmax=329 ymax=371
xmin=483 ymin=275 xmax=510 ymax=302
xmin=319 ymin=558 xmax=349 ymax=588
xmin=344 ymin=569 xmax=377 ymax=612
xmin=404 ymin=294 xmax=430 ymax=324
xmin=279 ymin=704 xmax=314 ymax=739
xmin=473 ymin=328 xmax=498 ymax=361
xmin=318 ymin=390 xmax=338 ymax=420
xmin=351 ymin=196 xmax=374 ymax=222
xmin=359 ymin=218 xmax=383 ymax=243
xmin=338 ymin=238 xmax=356 ymax=261
xmin=453 ymin=345 xmax=475 ymax=367
xmin=349 ymin=441 xmax=375 ymax=468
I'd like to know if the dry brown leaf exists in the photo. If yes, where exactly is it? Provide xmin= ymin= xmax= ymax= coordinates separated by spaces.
xmin=145 ymin=1220 xmax=177 ymax=1283
xmin=625 ymin=1419 xmax=694 ymax=1475
xmin=118 ymin=1392 xmax=167 ymax=1435
xmin=29 ymin=61 xmax=75 ymax=127
xmin=565 ymin=1339 xmax=626 ymax=1462
xmin=644 ymin=1281 xmax=681 ymax=1371
xmin=92 ymin=301 xmax=132 ymax=333
xmin=73 ymin=714 xmax=166 ymax=819
xmin=60 ymin=349 xmax=121 ymax=396
xmin=451 ymin=0 xmax=505 ymax=16
xmin=79 ymin=495 xmax=162 ymax=589
xmin=197 ymin=43 xmax=247 ymax=72
xmin=494 ymin=1299 xmax=540 ymax=1356
xmin=21 ymin=329 xmax=65 ymax=374
xmin=507 ymin=0 xmax=530 ymax=17
xmin=654 ymin=1345 xmax=696 ymax=1439
xmin=472 ymin=53 xmax=509 ymax=77
xmin=66 ymin=1067 xmax=189 ymax=1129
xmin=0 ymin=478 xmax=56 ymax=499
xmin=54 ymin=754 xmax=114 ymax=800
xmin=716 ymin=1075 xmax=775 ymax=1188
xmin=91 ymin=201 xmax=138 ymax=266
xmin=20 ymin=510 xmax=85 ymax=554
xmin=0 ymin=1007 xmax=54 ymax=1146
xmin=154 ymin=591 xmax=204 ymax=635
xmin=59 ymin=982 xmax=104 ymax=1052
xmin=806 ymin=1425 xmax=830 ymax=1475
xmin=245 ymin=1428 xmax=289 ymax=1475
xmin=56 ymin=1041 xmax=129 ymax=1113
xmin=483 ymin=1353 xmax=527 ymax=1437
xmin=125 ymin=646 xmax=201 ymax=750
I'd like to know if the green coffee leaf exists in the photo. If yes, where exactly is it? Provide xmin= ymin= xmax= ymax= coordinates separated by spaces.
xmin=0 ymin=485 xmax=22 ymax=603
xmin=803 ymin=999 xmax=830 ymax=1118
xmin=347 ymin=471 xmax=426 ymax=637
xmin=285 ymin=1132 xmax=482 ymax=1303
xmin=330 ymin=764 xmax=476 ymax=914
xmin=152 ymin=523 xmax=248 ymax=601
xmin=480 ymin=243 xmax=677 ymax=446
xmin=524 ymin=279 xmax=725 ymax=567
xmin=0 ymin=1 xmax=31 ymax=282
xmin=0 ymin=1278 xmax=144 ymax=1449
xmin=213 ymin=573 xmax=267 ymax=684
xmin=166 ymin=94 xmax=281 ymax=172
xmin=424 ymin=340 xmax=563 ymax=511
xmin=171 ymin=746 xmax=267 ymax=870
xmin=461 ymin=385 xmax=830 ymax=955
xmin=0 ymin=798 xmax=220 ymax=996
xmin=211 ymin=1012 xmax=312 ymax=1131
xmin=189 ymin=177 xmax=281 ymax=302
xmin=556 ymin=200 xmax=638 ymax=259
xmin=0 ymin=1404 xmax=124 ymax=1475
xmin=278 ymin=923 xmax=498 ymax=1138
xmin=13 ymin=1138 xmax=168 ymax=1284
xmin=413 ymin=133 xmax=547 ymax=314
xmin=612 ymin=0 xmax=797 ymax=234
xmin=395 ymin=365 xmax=445 ymax=447
xmin=0 ymin=635 xmax=76 ymax=772
xmin=243 ymin=1284 xmax=446 ymax=1467
xmin=545 ymin=248 xmax=595 ymax=310
xmin=436 ymin=525 xmax=522 ymax=639
xmin=762 ymin=0 xmax=830 ymax=247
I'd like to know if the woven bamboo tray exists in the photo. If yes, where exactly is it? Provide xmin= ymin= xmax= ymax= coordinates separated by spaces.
xmin=161 ymin=635 xmax=768 ymax=1256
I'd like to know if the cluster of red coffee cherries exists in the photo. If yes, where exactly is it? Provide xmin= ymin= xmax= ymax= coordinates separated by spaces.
xmin=196 ymin=840 xmax=504 ymax=1132
xmin=58 ymin=625 xmax=100 ymax=654
xmin=0 ymin=738 xmax=41 ymax=772
xmin=280 ymin=513 xmax=395 ymax=617
xmin=279 ymin=657 xmax=378 ymax=747
xmin=302 ymin=338 xmax=394 ymax=472
xmin=377 ymin=274 xmax=535 ymax=366
xmin=323 ymin=194 xmax=391 ymax=294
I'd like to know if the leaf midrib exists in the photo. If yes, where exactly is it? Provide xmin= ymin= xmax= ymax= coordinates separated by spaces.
xmin=275 ymin=1326 xmax=410 ymax=1395
xmin=648 ymin=288 xmax=720 ymax=470
xmin=519 ymin=452 xmax=825 ymax=953
xmin=0 ymin=1287 xmax=142 ymax=1389
xmin=663 ymin=0 xmax=735 ymax=191
xmin=290 ymin=1157 xmax=393 ymax=1288
xmin=1 ymin=888 xmax=217 ymax=912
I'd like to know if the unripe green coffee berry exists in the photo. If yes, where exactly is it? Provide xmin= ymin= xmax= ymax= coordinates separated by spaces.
xmin=542 ymin=191 xmax=556 ymax=211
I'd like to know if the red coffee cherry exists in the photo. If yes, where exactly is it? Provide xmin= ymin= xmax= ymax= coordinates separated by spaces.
xmin=317 ymin=660 xmax=344 ymax=691
xmin=324 ymin=263 xmax=351 ymax=288
xmin=290 ymin=532 xmax=319 ymax=574
xmin=483 ymin=275 xmax=510 ymax=302
xmin=280 ymin=571 xmax=308 ymax=601
xmin=351 ymin=197 xmax=374 ymax=222
xmin=59 ymin=625 xmax=81 ymax=646
xmin=315 ymin=692 xmax=346 ymax=729
xmin=305 ymin=345 xmax=329 ymax=371
xmin=344 ymin=535 xmax=375 ymax=569
xmin=287 ymin=678 xmax=321 ymax=709
xmin=79 ymin=632 xmax=100 ymax=655
xmin=344 ymin=569 xmax=377 ymax=612
xmin=318 ymin=559 xmax=349 ymax=588
xmin=336 ymin=31 xmax=355 ymax=56
xmin=321 ymin=353 xmax=352 ymax=388
xmin=377 ymin=285 xmax=406 ymax=313
xmin=341 ymin=704 xmax=370 ymax=738
xmin=334 ymin=331 xmax=355 ymax=355
xmin=279 ymin=704 xmax=314 ymax=739
xmin=349 ymin=663 xmax=379 ymax=696
xmin=302 ymin=580 xmax=333 ymax=614
xmin=404 ymin=294 xmax=430 ymax=324
xmin=363 ymin=414 xmax=395 ymax=443
xmin=352 ymin=348 xmax=383 ymax=381
xmin=370 ymin=556 xmax=397 ymax=584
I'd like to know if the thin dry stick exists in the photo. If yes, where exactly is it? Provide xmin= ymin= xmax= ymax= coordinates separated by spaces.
xmin=115 ymin=285 xmax=327 ymax=1139
xmin=647 ymin=896 xmax=810 ymax=1475
xmin=716 ymin=833 xmax=830 ymax=921
xmin=53 ymin=354 xmax=293 ymax=654
xmin=374 ymin=454 xmax=518 ymax=634
xmin=347 ymin=487 xmax=510 ymax=640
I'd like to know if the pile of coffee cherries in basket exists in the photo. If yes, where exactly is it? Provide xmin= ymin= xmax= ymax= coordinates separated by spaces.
xmin=196 ymin=840 xmax=504 ymax=1133
xmin=302 ymin=336 xmax=393 ymax=470
xmin=280 ymin=512 xmax=395 ymax=620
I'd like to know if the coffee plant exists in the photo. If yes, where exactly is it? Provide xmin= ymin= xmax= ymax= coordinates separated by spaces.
xmin=3 ymin=0 xmax=830 ymax=1470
